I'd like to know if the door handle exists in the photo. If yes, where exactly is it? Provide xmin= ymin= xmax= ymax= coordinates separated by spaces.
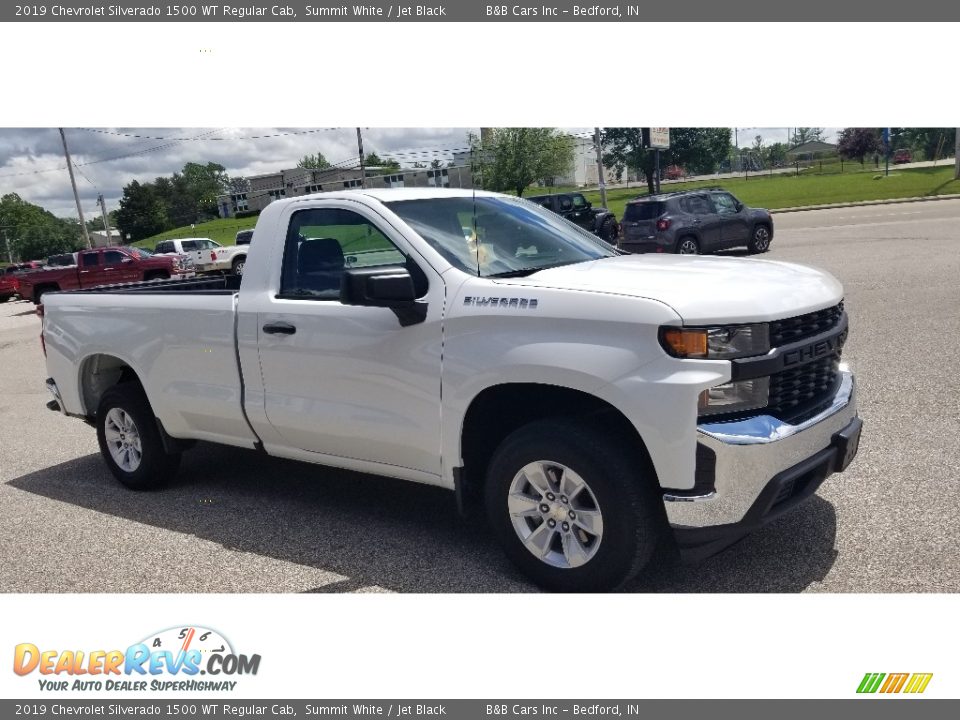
xmin=262 ymin=322 xmax=296 ymax=335
xmin=692 ymin=219 xmax=702 ymax=225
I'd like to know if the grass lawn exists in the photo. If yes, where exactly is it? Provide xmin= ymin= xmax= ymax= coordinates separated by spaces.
xmin=136 ymin=166 xmax=960 ymax=249
xmin=134 ymin=216 xmax=258 ymax=249
xmin=577 ymin=166 xmax=960 ymax=219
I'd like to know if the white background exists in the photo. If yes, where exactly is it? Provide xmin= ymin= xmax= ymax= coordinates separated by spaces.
xmin=0 ymin=20 xmax=957 ymax=700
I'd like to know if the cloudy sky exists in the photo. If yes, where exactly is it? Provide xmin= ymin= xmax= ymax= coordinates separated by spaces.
xmin=0 ymin=127 xmax=836 ymax=220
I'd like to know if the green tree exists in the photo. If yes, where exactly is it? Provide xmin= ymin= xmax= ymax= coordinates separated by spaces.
xmin=180 ymin=162 xmax=229 ymax=217
xmin=430 ymin=159 xmax=443 ymax=169
xmin=363 ymin=152 xmax=401 ymax=172
xmin=790 ymin=128 xmax=826 ymax=146
xmin=896 ymin=128 xmax=956 ymax=161
xmin=0 ymin=193 xmax=82 ymax=260
xmin=602 ymin=128 xmax=731 ymax=193
xmin=475 ymin=128 xmax=574 ymax=197
xmin=115 ymin=181 xmax=169 ymax=242
xmin=297 ymin=152 xmax=331 ymax=170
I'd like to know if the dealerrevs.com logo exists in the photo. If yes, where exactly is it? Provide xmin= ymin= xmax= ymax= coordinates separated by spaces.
xmin=13 ymin=626 xmax=261 ymax=693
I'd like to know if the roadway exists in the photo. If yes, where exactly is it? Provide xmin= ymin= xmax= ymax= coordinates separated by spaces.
xmin=1 ymin=199 xmax=958 ymax=592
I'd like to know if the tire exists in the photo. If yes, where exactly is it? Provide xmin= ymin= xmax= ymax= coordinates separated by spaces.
xmin=144 ymin=271 xmax=169 ymax=282
xmin=231 ymin=256 xmax=246 ymax=276
xmin=484 ymin=418 xmax=665 ymax=592
xmin=748 ymin=224 xmax=772 ymax=253
xmin=96 ymin=383 xmax=181 ymax=490
xmin=675 ymin=236 xmax=700 ymax=255
xmin=598 ymin=217 xmax=616 ymax=243
xmin=33 ymin=286 xmax=56 ymax=304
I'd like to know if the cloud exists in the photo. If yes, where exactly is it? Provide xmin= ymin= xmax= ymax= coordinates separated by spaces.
xmin=0 ymin=127 xmax=474 ymax=218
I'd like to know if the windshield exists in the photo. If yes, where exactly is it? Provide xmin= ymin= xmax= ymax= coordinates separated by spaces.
xmin=385 ymin=196 xmax=616 ymax=277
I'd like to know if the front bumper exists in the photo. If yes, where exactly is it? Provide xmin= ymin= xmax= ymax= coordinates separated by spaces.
xmin=664 ymin=369 xmax=859 ymax=560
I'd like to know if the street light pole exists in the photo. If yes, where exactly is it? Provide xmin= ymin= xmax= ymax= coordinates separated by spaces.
xmin=356 ymin=128 xmax=366 ymax=189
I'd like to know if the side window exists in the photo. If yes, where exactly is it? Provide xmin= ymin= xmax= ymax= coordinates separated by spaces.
xmin=682 ymin=196 xmax=713 ymax=215
xmin=81 ymin=253 xmax=99 ymax=267
xmin=181 ymin=241 xmax=197 ymax=252
xmin=280 ymin=207 xmax=407 ymax=300
xmin=558 ymin=196 xmax=573 ymax=211
xmin=104 ymin=251 xmax=126 ymax=265
xmin=571 ymin=194 xmax=587 ymax=209
xmin=712 ymin=193 xmax=738 ymax=215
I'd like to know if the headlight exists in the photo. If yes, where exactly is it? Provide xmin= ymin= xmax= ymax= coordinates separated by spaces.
xmin=698 ymin=377 xmax=769 ymax=417
xmin=659 ymin=324 xmax=770 ymax=360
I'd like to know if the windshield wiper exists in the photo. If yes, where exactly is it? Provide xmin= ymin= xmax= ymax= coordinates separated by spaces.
xmin=488 ymin=260 xmax=580 ymax=278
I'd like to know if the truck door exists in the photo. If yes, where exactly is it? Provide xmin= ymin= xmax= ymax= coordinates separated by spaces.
xmin=77 ymin=250 xmax=104 ymax=287
xmin=247 ymin=201 xmax=444 ymax=477
xmin=568 ymin=194 xmax=594 ymax=231
xmin=103 ymin=249 xmax=140 ymax=283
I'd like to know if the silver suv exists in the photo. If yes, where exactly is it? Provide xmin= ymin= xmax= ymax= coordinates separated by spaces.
xmin=619 ymin=188 xmax=773 ymax=255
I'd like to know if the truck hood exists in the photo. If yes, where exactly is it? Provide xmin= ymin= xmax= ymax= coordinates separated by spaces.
xmin=504 ymin=254 xmax=843 ymax=324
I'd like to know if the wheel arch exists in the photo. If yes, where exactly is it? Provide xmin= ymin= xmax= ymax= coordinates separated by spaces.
xmin=457 ymin=382 xmax=659 ymax=512
xmin=77 ymin=352 xmax=145 ymax=418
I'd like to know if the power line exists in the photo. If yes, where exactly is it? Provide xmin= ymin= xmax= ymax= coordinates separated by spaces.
xmin=77 ymin=127 xmax=343 ymax=141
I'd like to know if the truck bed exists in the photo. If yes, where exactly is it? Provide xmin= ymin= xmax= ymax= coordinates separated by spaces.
xmin=61 ymin=274 xmax=242 ymax=296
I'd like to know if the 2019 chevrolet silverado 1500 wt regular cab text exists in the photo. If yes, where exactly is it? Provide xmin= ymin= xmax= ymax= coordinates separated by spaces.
xmin=40 ymin=188 xmax=861 ymax=591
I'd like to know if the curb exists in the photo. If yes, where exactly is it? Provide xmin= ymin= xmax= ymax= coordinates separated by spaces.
xmin=772 ymin=193 xmax=960 ymax=214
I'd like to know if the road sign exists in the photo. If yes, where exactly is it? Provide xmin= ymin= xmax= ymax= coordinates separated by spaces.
xmin=650 ymin=127 xmax=670 ymax=149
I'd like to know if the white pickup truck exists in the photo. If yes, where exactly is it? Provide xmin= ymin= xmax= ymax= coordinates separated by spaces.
xmin=153 ymin=237 xmax=247 ymax=276
xmin=41 ymin=188 xmax=861 ymax=591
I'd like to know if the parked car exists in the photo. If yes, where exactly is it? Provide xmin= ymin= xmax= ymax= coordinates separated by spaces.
xmin=18 ymin=246 xmax=194 ymax=303
xmin=235 ymin=229 xmax=254 ymax=246
xmin=526 ymin=192 xmax=619 ymax=243
xmin=39 ymin=188 xmax=860 ymax=592
xmin=664 ymin=165 xmax=685 ymax=180
xmin=893 ymin=148 xmax=912 ymax=164
xmin=620 ymin=188 xmax=774 ymax=255
xmin=154 ymin=237 xmax=246 ymax=276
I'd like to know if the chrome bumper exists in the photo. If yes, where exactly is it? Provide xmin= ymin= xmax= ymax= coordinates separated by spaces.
xmin=664 ymin=370 xmax=858 ymax=528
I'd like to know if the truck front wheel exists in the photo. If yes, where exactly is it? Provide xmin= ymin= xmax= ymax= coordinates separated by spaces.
xmin=96 ymin=384 xmax=181 ymax=490
xmin=484 ymin=418 xmax=664 ymax=591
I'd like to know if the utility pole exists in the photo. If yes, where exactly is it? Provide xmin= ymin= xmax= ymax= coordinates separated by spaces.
xmin=2 ymin=227 xmax=13 ymax=263
xmin=59 ymin=128 xmax=92 ymax=249
xmin=955 ymin=128 xmax=960 ymax=180
xmin=356 ymin=128 xmax=366 ymax=189
xmin=593 ymin=127 xmax=607 ymax=208
xmin=98 ymin=194 xmax=113 ymax=246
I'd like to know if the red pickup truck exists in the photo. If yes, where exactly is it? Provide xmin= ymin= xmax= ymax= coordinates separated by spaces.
xmin=1 ymin=262 xmax=43 ymax=302
xmin=19 ymin=246 xmax=193 ymax=303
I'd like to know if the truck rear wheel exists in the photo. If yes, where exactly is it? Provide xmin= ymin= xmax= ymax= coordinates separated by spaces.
xmin=96 ymin=383 xmax=180 ymax=490
xmin=231 ymin=256 xmax=246 ymax=276
xmin=484 ymin=418 xmax=664 ymax=592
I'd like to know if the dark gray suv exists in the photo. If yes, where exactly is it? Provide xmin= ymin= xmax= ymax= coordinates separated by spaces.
xmin=619 ymin=188 xmax=773 ymax=255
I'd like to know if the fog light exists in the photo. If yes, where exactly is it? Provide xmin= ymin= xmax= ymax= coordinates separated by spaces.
xmin=698 ymin=377 xmax=769 ymax=417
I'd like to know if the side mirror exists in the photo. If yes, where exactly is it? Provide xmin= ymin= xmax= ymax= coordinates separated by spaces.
xmin=341 ymin=267 xmax=416 ymax=308
xmin=735 ymin=202 xmax=744 ymax=212
xmin=121 ymin=257 xmax=134 ymax=264
xmin=584 ymin=201 xmax=592 ymax=209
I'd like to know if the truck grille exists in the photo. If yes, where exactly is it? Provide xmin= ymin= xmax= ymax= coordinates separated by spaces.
xmin=769 ymin=301 xmax=844 ymax=347
xmin=768 ymin=355 xmax=841 ymax=421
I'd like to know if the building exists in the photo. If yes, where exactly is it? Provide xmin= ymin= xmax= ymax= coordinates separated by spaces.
xmin=217 ymin=164 xmax=476 ymax=218
xmin=89 ymin=229 xmax=123 ymax=247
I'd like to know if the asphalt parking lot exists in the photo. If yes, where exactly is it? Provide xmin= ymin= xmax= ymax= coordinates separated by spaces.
xmin=2 ymin=198 xmax=959 ymax=593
